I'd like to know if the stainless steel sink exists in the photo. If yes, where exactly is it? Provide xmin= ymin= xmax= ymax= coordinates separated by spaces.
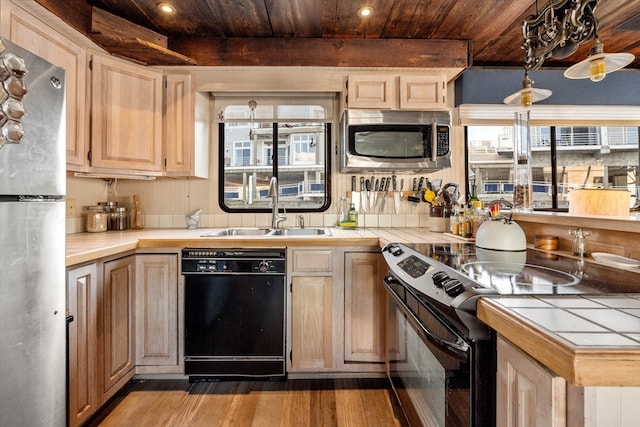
xmin=202 ymin=227 xmax=331 ymax=237
xmin=202 ymin=228 xmax=272 ymax=237
xmin=267 ymin=227 xmax=331 ymax=236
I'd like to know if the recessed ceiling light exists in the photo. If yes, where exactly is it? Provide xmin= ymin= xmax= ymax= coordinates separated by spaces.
xmin=157 ymin=2 xmax=176 ymax=14
xmin=358 ymin=6 xmax=374 ymax=17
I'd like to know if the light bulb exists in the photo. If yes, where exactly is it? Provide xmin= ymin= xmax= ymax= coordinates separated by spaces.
xmin=520 ymin=90 xmax=532 ymax=108
xmin=589 ymin=57 xmax=606 ymax=82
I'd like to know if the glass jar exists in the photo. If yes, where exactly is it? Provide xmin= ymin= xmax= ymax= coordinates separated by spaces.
xmin=86 ymin=206 xmax=107 ymax=232
xmin=110 ymin=207 xmax=128 ymax=230
xmin=99 ymin=201 xmax=118 ymax=230
xmin=513 ymin=111 xmax=533 ymax=211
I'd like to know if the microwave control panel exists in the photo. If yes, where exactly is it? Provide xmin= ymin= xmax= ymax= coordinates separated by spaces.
xmin=435 ymin=125 xmax=450 ymax=156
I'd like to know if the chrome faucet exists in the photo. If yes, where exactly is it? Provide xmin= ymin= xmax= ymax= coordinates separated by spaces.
xmin=268 ymin=177 xmax=287 ymax=229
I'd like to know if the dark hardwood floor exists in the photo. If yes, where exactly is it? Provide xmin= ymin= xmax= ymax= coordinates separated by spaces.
xmin=86 ymin=378 xmax=408 ymax=427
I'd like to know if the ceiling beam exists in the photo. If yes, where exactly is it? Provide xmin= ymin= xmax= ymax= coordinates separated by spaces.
xmin=169 ymin=37 xmax=471 ymax=68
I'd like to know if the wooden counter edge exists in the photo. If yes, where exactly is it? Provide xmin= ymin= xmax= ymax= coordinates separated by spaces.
xmin=477 ymin=298 xmax=640 ymax=387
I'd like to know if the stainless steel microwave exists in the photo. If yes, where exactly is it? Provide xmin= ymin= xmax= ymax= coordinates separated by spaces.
xmin=339 ymin=109 xmax=451 ymax=173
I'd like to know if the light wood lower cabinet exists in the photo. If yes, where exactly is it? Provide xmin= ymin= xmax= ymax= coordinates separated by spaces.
xmin=497 ymin=335 xmax=640 ymax=427
xmin=135 ymin=254 xmax=180 ymax=372
xmin=67 ymin=263 xmax=99 ymax=427
xmin=497 ymin=335 xmax=566 ymax=427
xmin=101 ymin=255 xmax=135 ymax=400
xmin=288 ymin=248 xmax=335 ymax=372
xmin=343 ymin=252 xmax=387 ymax=365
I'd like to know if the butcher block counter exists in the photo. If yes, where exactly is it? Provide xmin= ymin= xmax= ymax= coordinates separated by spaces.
xmin=66 ymin=227 xmax=640 ymax=387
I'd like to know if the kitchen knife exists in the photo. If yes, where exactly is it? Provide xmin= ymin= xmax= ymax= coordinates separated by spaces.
xmin=393 ymin=175 xmax=400 ymax=214
xmin=372 ymin=178 xmax=380 ymax=209
xmin=360 ymin=176 xmax=368 ymax=212
xmin=376 ymin=177 xmax=386 ymax=210
xmin=408 ymin=177 xmax=420 ymax=212
xmin=351 ymin=175 xmax=360 ymax=212
xmin=370 ymin=176 xmax=376 ymax=210
xmin=379 ymin=177 xmax=390 ymax=212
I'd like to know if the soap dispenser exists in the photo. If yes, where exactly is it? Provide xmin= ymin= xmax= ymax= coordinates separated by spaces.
xmin=569 ymin=228 xmax=591 ymax=257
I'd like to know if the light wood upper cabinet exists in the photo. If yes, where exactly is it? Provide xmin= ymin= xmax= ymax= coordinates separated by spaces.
xmin=163 ymin=73 xmax=193 ymax=176
xmin=134 ymin=254 xmax=180 ymax=372
xmin=102 ymin=255 xmax=135 ymax=400
xmin=399 ymin=75 xmax=447 ymax=110
xmin=347 ymin=75 xmax=395 ymax=109
xmin=343 ymin=252 xmax=387 ymax=364
xmin=347 ymin=74 xmax=447 ymax=110
xmin=0 ymin=2 xmax=89 ymax=169
xmin=67 ymin=263 xmax=99 ymax=427
xmin=90 ymin=54 xmax=163 ymax=173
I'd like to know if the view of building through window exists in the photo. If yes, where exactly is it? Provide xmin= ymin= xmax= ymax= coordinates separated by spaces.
xmin=219 ymin=100 xmax=331 ymax=212
xmin=467 ymin=125 xmax=639 ymax=209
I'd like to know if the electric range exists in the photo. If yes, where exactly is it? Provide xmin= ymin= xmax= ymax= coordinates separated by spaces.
xmin=381 ymin=242 xmax=639 ymax=427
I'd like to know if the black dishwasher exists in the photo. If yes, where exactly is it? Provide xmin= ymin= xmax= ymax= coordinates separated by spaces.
xmin=182 ymin=248 xmax=286 ymax=381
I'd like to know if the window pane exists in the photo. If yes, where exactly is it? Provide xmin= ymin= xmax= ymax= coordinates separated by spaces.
xmin=468 ymin=125 xmax=639 ymax=210
xmin=556 ymin=126 xmax=639 ymax=209
xmin=220 ymin=105 xmax=330 ymax=212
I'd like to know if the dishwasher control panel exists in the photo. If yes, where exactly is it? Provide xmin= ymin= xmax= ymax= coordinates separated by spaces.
xmin=181 ymin=248 xmax=285 ymax=274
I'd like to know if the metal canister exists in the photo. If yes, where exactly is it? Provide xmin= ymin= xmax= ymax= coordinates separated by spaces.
xmin=86 ymin=206 xmax=107 ymax=232
xmin=112 ymin=206 xmax=128 ymax=230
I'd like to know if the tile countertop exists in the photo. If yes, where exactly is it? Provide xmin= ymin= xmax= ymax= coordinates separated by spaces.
xmin=478 ymin=296 xmax=640 ymax=387
xmin=66 ymin=227 xmax=640 ymax=386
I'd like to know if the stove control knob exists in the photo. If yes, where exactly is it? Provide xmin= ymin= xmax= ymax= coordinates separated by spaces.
xmin=443 ymin=278 xmax=464 ymax=297
xmin=258 ymin=261 xmax=270 ymax=272
xmin=431 ymin=271 xmax=449 ymax=288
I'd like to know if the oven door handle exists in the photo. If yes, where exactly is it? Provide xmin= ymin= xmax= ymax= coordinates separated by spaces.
xmin=385 ymin=283 xmax=469 ymax=359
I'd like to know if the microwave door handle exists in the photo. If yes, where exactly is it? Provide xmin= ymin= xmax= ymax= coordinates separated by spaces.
xmin=431 ymin=121 xmax=437 ymax=162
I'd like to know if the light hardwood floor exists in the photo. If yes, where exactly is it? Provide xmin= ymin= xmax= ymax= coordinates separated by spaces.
xmin=87 ymin=378 xmax=408 ymax=427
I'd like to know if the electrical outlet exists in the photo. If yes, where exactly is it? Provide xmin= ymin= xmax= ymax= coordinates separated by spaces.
xmin=66 ymin=198 xmax=76 ymax=217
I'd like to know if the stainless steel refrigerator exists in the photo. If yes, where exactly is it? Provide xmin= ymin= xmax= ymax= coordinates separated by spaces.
xmin=0 ymin=37 xmax=67 ymax=426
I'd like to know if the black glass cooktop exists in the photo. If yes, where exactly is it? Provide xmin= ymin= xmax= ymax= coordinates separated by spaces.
xmin=404 ymin=242 xmax=640 ymax=295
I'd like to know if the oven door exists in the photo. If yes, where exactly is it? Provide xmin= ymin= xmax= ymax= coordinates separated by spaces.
xmin=386 ymin=279 xmax=473 ymax=427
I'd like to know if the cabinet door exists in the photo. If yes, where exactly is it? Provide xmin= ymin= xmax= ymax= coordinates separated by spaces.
xmin=102 ymin=256 xmax=135 ymax=398
xmin=67 ymin=263 xmax=99 ymax=427
xmin=135 ymin=254 xmax=179 ymax=369
xmin=290 ymin=276 xmax=334 ymax=370
xmin=163 ymin=73 xmax=194 ymax=176
xmin=90 ymin=54 xmax=163 ymax=172
xmin=347 ymin=75 xmax=395 ymax=109
xmin=344 ymin=252 xmax=387 ymax=363
xmin=399 ymin=75 xmax=447 ymax=110
xmin=497 ymin=336 xmax=566 ymax=427
xmin=0 ymin=3 xmax=88 ymax=169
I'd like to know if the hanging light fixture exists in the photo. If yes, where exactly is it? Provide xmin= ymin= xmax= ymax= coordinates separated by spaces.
xmin=504 ymin=70 xmax=552 ymax=108
xmin=564 ymin=35 xmax=635 ymax=82
xmin=519 ymin=0 xmax=634 ymax=82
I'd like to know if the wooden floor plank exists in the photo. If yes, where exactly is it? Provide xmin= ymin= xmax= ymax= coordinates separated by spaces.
xmin=87 ymin=378 xmax=407 ymax=427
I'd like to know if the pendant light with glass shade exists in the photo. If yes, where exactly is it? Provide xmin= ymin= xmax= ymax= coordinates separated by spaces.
xmin=503 ymin=69 xmax=552 ymax=108
xmin=563 ymin=35 xmax=635 ymax=82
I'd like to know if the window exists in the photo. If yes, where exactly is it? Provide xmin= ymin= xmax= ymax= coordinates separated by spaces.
xmin=467 ymin=125 xmax=639 ymax=210
xmin=217 ymin=94 xmax=333 ymax=212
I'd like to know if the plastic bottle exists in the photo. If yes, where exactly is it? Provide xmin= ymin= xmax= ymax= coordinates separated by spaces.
xmin=348 ymin=203 xmax=358 ymax=226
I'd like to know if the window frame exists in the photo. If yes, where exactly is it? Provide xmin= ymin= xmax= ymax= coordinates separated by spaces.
xmin=465 ymin=124 xmax=640 ymax=211
xmin=218 ymin=121 xmax=332 ymax=214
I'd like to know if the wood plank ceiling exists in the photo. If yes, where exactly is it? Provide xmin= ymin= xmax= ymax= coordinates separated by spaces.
xmin=34 ymin=0 xmax=640 ymax=70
